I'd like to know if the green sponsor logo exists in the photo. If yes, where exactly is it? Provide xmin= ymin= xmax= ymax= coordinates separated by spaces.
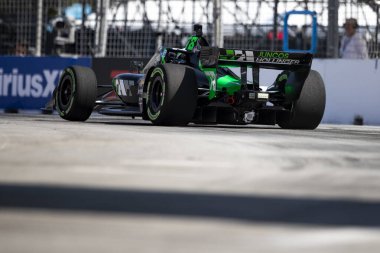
xmin=185 ymin=36 xmax=199 ymax=51
xmin=258 ymin=51 xmax=289 ymax=59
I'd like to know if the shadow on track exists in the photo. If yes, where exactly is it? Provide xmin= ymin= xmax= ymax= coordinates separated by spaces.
xmin=1 ymin=183 xmax=380 ymax=228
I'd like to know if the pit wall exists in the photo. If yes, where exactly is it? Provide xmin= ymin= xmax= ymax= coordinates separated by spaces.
xmin=312 ymin=59 xmax=380 ymax=126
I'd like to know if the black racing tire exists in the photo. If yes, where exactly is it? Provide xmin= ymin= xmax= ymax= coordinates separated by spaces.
xmin=55 ymin=65 xmax=97 ymax=121
xmin=145 ymin=64 xmax=197 ymax=125
xmin=277 ymin=70 xmax=326 ymax=129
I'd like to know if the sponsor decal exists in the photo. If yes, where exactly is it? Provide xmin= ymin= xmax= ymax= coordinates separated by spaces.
xmin=258 ymin=51 xmax=289 ymax=59
xmin=115 ymin=79 xmax=135 ymax=96
xmin=256 ymin=51 xmax=300 ymax=64
xmin=248 ymin=92 xmax=269 ymax=100
xmin=0 ymin=56 xmax=91 ymax=109
xmin=0 ymin=68 xmax=60 ymax=98
xmin=255 ymin=58 xmax=300 ymax=65
xmin=185 ymin=36 xmax=199 ymax=51
xmin=257 ymin=92 xmax=269 ymax=100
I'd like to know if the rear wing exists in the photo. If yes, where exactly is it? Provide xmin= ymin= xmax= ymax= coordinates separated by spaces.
xmin=200 ymin=47 xmax=313 ymax=70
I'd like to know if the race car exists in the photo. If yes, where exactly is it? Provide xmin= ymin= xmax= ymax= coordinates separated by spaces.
xmin=54 ymin=24 xmax=326 ymax=129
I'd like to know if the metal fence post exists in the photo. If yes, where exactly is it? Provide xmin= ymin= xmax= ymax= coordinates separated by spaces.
xmin=213 ymin=0 xmax=223 ymax=47
xmin=97 ymin=0 xmax=109 ymax=57
xmin=327 ymin=0 xmax=339 ymax=58
xmin=94 ymin=0 xmax=101 ymax=54
xmin=35 ymin=0 xmax=43 ymax=56
xmin=272 ymin=0 xmax=279 ymax=51
xmin=156 ymin=0 xmax=163 ymax=51
xmin=376 ymin=3 xmax=379 ymax=68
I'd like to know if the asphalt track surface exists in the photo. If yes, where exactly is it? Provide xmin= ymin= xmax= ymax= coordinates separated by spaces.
xmin=1 ymin=113 xmax=380 ymax=253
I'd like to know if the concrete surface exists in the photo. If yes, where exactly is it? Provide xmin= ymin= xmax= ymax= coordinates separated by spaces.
xmin=1 ymin=113 xmax=380 ymax=253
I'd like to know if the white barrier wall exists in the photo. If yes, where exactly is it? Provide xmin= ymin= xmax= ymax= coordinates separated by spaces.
xmin=261 ymin=59 xmax=380 ymax=125
xmin=312 ymin=59 xmax=380 ymax=125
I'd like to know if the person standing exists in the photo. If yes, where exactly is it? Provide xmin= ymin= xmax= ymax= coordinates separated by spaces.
xmin=340 ymin=18 xmax=368 ymax=59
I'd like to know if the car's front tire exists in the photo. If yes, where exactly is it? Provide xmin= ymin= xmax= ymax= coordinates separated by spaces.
xmin=145 ymin=64 xmax=198 ymax=125
xmin=55 ymin=66 xmax=97 ymax=121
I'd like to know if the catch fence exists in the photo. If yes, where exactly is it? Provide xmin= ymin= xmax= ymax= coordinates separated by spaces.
xmin=0 ymin=0 xmax=378 ymax=58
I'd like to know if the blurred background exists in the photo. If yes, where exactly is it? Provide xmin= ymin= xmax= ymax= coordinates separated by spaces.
xmin=0 ymin=0 xmax=379 ymax=58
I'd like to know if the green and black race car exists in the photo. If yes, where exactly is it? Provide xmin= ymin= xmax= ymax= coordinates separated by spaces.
xmin=54 ymin=24 xmax=326 ymax=129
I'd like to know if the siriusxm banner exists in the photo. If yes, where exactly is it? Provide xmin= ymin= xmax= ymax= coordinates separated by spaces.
xmin=0 ymin=56 xmax=91 ymax=109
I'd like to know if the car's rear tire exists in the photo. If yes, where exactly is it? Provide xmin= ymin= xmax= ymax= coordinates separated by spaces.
xmin=55 ymin=66 xmax=97 ymax=121
xmin=145 ymin=64 xmax=197 ymax=125
xmin=277 ymin=70 xmax=326 ymax=129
